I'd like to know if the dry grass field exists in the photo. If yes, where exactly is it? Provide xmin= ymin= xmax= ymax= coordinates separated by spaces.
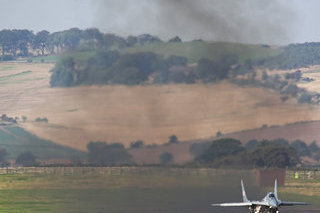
xmin=2 ymin=62 xmax=320 ymax=152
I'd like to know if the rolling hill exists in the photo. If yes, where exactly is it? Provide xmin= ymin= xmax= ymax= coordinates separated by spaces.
xmin=130 ymin=120 xmax=320 ymax=164
xmin=123 ymin=41 xmax=282 ymax=63
xmin=2 ymin=40 xmax=320 ymax=164
xmin=0 ymin=124 xmax=84 ymax=159
xmin=2 ymin=62 xmax=320 ymax=152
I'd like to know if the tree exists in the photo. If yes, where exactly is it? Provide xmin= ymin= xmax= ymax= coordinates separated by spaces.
xmin=112 ymin=67 xmax=144 ymax=85
xmin=21 ymin=116 xmax=27 ymax=123
xmin=35 ymin=117 xmax=48 ymax=123
xmin=33 ymin=30 xmax=49 ymax=56
xmin=168 ymin=70 xmax=187 ymax=83
xmin=245 ymin=139 xmax=259 ymax=150
xmin=83 ymin=28 xmax=103 ymax=49
xmin=14 ymin=29 xmax=34 ymax=57
xmin=16 ymin=152 xmax=37 ymax=166
xmin=165 ymin=55 xmax=188 ymax=67
xmin=291 ymin=139 xmax=310 ymax=156
xmin=196 ymin=138 xmax=244 ymax=164
xmin=309 ymin=141 xmax=320 ymax=154
xmin=101 ymin=33 xmax=127 ymax=49
xmin=112 ymin=52 xmax=158 ymax=81
xmin=197 ymin=58 xmax=217 ymax=81
xmin=61 ymin=28 xmax=82 ymax=51
xmin=189 ymin=142 xmax=211 ymax=157
xmin=270 ymin=138 xmax=290 ymax=147
xmin=169 ymin=135 xmax=178 ymax=144
xmin=159 ymin=152 xmax=174 ymax=165
xmin=0 ymin=29 xmax=15 ymax=56
xmin=0 ymin=149 xmax=7 ymax=163
xmin=283 ymin=84 xmax=299 ymax=97
xmin=168 ymin=36 xmax=182 ymax=43
xmin=130 ymin=140 xmax=144 ymax=149
xmin=298 ymin=92 xmax=312 ymax=104
xmin=47 ymin=31 xmax=64 ymax=54
xmin=138 ymin=34 xmax=162 ymax=45
xmin=87 ymin=141 xmax=133 ymax=166
xmin=126 ymin=36 xmax=138 ymax=47
xmin=262 ymin=71 xmax=268 ymax=81
xmin=50 ymin=56 xmax=75 ymax=87
xmin=249 ymin=145 xmax=298 ymax=168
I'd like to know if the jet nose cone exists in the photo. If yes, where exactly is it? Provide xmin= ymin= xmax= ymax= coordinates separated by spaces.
xmin=270 ymin=200 xmax=278 ymax=208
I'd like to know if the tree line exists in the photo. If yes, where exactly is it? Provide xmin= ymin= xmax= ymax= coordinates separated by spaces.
xmin=0 ymin=28 xmax=178 ymax=60
xmin=189 ymin=138 xmax=320 ymax=168
xmin=261 ymin=42 xmax=320 ymax=69
xmin=50 ymin=50 xmax=239 ymax=87
xmin=0 ymin=136 xmax=318 ymax=168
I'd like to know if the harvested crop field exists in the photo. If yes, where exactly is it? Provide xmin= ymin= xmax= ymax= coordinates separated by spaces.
xmin=2 ymin=62 xmax=320 ymax=150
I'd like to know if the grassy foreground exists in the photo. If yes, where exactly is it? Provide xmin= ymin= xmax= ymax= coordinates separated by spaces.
xmin=0 ymin=168 xmax=316 ymax=213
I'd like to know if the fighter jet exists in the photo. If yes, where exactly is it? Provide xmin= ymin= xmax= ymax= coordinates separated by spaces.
xmin=212 ymin=179 xmax=307 ymax=213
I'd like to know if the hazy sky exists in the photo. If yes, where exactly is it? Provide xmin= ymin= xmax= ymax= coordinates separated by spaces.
xmin=0 ymin=0 xmax=318 ymax=44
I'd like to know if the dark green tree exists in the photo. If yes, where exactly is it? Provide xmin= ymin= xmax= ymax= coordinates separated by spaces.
xmin=50 ymin=56 xmax=75 ymax=87
xmin=61 ymin=28 xmax=82 ymax=51
xmin=168 ymin=36 xmax=182 ymax=43
xmin=14 ymin=29 xmax=34 ymax=57
xmin=0 ymin=29 xmax=15 ymax=56
xmin=197 ymin=58 xmax=217 ymax=81
xmin=165 ymin=55 xmax=188 ymax=67
xmin=126 ymin=36 xmax=138 ymax=47
xmin=245 ymin=139 xmax=259 ymax=150
xmin=87 ymin=141 xmax=133 ymax=166
xmin=0 ymin=149 xmax=7 ymax=163
xmin=130 ymin=140 xmax=145 ymax=149
xmin=189 ymin=141 xmax=211 ymax=157
xmin=16 ymin=152 xmax=37 ymax=166
xmin=249 ymin=145 xmax=298 ymax=168
xmin=309 ymin=141 xmax=320 ymax=153
xmin=196 ymin=138 xmax=244 ymax=164
xmin=159 ymin=152 xmax=174 ymax=165
xmin=291 ymin=139 xmax=310 ymax=156
xmin=169 ymin=135 xmax=178 ymax=144
xmin=33 ymin=30 xmax=50 ymax=56
xmin=83 ymin=28 xmax=103 ymax=49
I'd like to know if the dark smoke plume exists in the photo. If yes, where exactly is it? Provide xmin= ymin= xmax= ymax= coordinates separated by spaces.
xmin=95 ymin=0 xmax=296 ymax=44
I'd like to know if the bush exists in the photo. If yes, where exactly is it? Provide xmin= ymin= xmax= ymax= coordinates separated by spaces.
xmin=35 ymin=117 xmax=48 ymax=123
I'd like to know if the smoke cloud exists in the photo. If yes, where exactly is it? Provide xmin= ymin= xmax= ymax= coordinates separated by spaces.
xmin=95 ymin=0 xmax=296 ymax=44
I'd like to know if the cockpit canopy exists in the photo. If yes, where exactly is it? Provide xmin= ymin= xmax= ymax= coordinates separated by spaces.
xmin=268 ymin=193 xmax=275 ymax=198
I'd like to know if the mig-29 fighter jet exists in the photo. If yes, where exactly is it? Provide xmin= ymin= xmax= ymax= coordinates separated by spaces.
xmin=212 ymin=180 xmax=307 ymax=213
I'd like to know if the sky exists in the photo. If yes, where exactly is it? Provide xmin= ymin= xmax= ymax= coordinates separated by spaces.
xmin=0 ymin=0 xmax=319 ymax=45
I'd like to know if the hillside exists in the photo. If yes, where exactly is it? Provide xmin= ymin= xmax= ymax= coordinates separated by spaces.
xmin=130 ymin=121 xmax=320 ymax=164
xmin=0 ymin=125 xmax=84 ymax=159
xmin=2 ymin=62 xmax=320 ymax=152
xmin=123 ymin=41 xmax=282 ymax=63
